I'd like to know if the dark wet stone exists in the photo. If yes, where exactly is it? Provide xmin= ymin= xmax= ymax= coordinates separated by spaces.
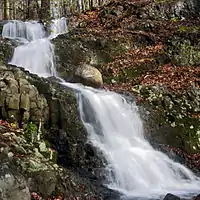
xmin=163 ymin=193 xmax=181 ymax=200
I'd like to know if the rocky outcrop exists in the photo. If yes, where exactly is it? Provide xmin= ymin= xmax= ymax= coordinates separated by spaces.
xmin=0 ymin=157 xmax=31 ymax=200
xmin=0 ymin=65 xmax=48 ymax=124
xmin=0 ymin=119 xmax=105 ymax=200
xmin=134 ymin=85 xmax=200 ymax=153
xmin=0 ymin=38 xmax=15 ymax=65
xmin=0 ymin=63 xmax=107 ymax=199
xmin=138 ymin=0 xmax=200 ymax=20
xmin=53 ymin=32 xmax=132 ymax=81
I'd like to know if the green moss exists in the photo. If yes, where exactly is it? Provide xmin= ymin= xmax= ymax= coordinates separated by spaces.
xmin=167 ymin=40 xmax=200 ymax=66
xmin=176 ymin=43 xmax=200 ymax=66
xmin=170 ymin=17 xmax=180 ymax=22
xmin=135 ymin=85 xmax=200 ymax=153
xmin=25 ymin=122 xmax=38 ymax=143
xmin=178 ymin=25 xmax=199 ymax=33
xmin=172 ymin=113 xmax=200 ymax=152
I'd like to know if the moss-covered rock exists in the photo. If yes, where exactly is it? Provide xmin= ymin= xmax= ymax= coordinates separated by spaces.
xmin=134 ymin=85 xmax=200 ymax=153
xmin=0 ymin=157 xmax=31 ymax=200
xmin=52 ymin=31 xmax=132 ymax=81
xmin=166 ymin=34 xmax=200 ymax=66
xmin=0 ymin=61 xmax=108 ymax=199
xmin=0 ymin=38 xmax=16 ymax=65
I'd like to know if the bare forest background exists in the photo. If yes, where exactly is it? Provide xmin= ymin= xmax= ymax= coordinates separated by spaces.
xmin=0 ymin=0 xmax=109 ymax=20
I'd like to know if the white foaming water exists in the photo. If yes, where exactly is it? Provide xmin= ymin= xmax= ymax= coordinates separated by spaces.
xmin=2 ymin=18 xmax=67 ymax=77
xmin=11 ymin=38 xmax=56 ymax=77
xmin=2 ymin=20 xmax=45 ymax=41
xmin=62 ymin=82 xmax=200 ymax=199
xmin=50 ymin=17 xmax=68 ymax=38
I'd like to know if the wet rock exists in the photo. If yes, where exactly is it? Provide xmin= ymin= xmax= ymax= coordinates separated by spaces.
xmin=163 ymin=193 xmax=181 ymax=200
xmin=194 ymin=194 xmax=200 ymax=200
xmin=73 ymin=64 xmax=103 ymax=87
xmin=29 ymin=170 xmax=57 ymax=198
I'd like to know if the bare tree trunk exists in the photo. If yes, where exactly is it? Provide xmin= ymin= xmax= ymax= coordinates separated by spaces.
xmin=12 ymin=2 xmax=15 ymax=19
xmin=3 ymin=0 xmax=8 ymax=19
xmin=41 ymin=0 xmax=50 ymax=20
xmin=0 ymin=0 xmax=3 ymax=19
xmin=1 ymin=0 xmax=111 ymax=20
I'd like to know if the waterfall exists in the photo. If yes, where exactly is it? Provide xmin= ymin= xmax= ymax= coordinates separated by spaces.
xmin=2 ymin=20 xmax=45 ymax=41
xmin=62 ymin=82 xmax=200 ymax=199
xmin=10 ymin=38 xmax=56 ymax=77
xmin=50 ymin=17 xmax=68 ymax=38
xmin=2 ymin=16 xmax=200 ymax=200
xmin=2 ymin=18 xmax=68 ymax=77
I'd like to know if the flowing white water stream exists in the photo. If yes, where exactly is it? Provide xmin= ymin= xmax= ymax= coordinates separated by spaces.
xmin=2 ymin=20 xmax=45 ymax=41
xmin=2 ymin=18 xmax=67 ymax=77
xmin=62 ymin=82 xmax=200 ymax=199
xmin=2 ymin=19 xmax=200 ymax=199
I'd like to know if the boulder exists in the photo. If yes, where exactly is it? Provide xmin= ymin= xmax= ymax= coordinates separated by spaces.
xmin=0 ymin=157 xmax=31 ymax=200
xmin=73 ymin=64 xmax=103 ymax=87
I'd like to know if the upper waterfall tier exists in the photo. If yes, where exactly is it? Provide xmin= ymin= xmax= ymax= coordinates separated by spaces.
xmin=2 ymin=18 xmax=68 ymax=77
xmin=2 ymin=20 xmax=45 ymax=41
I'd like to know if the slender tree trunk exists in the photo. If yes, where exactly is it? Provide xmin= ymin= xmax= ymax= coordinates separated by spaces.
xmin=3 ymin=0 xmax=7 ymax=19
xmin=12 ymin=2 xmax=15 ymax=19
xmin=0 ymin=0 xmax=3 ymax=19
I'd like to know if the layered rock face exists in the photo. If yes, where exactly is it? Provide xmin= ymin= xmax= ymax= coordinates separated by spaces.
xmin=0 ymin=65 xmax=48 ymax=124
xmin=0 ymin=63 xmax=107 ymax=199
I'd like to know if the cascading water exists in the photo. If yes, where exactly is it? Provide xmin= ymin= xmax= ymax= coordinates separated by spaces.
xmin=2 ymin=20 xmax=45 ymax=41
xmin=10 ymin=38 xmax=56 ymax=76
xmin=2 ymin=16 xmax=200 ymax=200
xmin=50 ymin=17 xmax=68 ymax=37
xmin=62 ymin=82 xmax=200 ymax=199
xmin=2 ymin=18 xmax=67 ymax=77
